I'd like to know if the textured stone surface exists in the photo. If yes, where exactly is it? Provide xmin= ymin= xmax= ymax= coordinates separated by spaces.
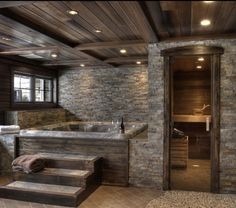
xmin=59 ymin=67 xmax=148 ymax=122
xmin=5 ymin=108 xmax=68 ymax=129
xmin=145 ymin=39 xmax=236 ymax=193
xmin=0 ymin=134 xmax=15 ymax=175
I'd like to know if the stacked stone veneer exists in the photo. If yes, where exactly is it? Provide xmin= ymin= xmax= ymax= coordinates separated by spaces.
xmin=59 ymin=67 xmax=148 ymax=122
xmin=0 ymin=134 xmax=15 ymax=175
xmin=139 ymin=39 xmax=236 ymax=193
xmin=5 ymin=108 xmax=68 ymax=129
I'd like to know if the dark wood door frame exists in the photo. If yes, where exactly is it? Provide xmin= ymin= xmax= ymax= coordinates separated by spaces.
xmin=161 ymin=45 xmax=224 ymax=193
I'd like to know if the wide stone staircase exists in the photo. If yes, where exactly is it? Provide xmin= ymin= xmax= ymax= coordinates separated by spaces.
xmin=0 ymin=153 xmax=102 ymax=207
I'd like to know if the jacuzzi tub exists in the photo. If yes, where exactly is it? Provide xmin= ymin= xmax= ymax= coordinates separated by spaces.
xmin=19 ymin=121 xmax=148 ymax=140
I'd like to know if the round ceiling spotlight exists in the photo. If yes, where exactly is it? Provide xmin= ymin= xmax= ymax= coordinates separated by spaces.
xmin=94 ymin=29 xmax=102 ymax=33
xmin=120 ymin=49 xmax=127 ymax=54
xmin=67 ymin=10 xmax=78 ymax=15
xmin=50 ymin=52 xmax=58 ymax=58
xmin=203 ymin=1 xmax=214 ymax=3
xmin=80 ymin=64 xmax=85 ymax=67
xmin=198 ymin=57 xmax=205 ymax=61
xmin=136 ymin=61 xmax=141 ymax=65
xmin=200 ymin=19 xmax=211 ymax=26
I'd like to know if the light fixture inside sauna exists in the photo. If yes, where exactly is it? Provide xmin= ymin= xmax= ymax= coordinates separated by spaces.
xmin=198 ymin=57 xmax=204 ymax=61
xmin=200 ymin=19 xmax=211 ymax=26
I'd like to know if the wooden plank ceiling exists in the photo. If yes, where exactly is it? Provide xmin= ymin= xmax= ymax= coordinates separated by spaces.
xmin=0 ymin=1 xmax=235 ymax=69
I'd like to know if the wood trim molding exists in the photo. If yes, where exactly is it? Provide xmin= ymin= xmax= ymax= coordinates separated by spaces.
xmin=163 ymin=56 xmax=171 ymax=190
xmin=161 ymin=33 xmax=236 ymax=43
xmin=104 ymin=56 xmax=147 ymax=63
xmin=211 ymin=54 xmax=221 ymax=193
xmin=161 ymin=45 xmax=224 ymax=56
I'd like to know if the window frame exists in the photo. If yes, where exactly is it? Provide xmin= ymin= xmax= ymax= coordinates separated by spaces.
xmin=13 ymin=72 xmax=54 ymax=104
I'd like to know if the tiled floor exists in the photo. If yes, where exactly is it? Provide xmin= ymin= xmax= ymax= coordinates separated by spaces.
xmin=0 ymin=176 xmax=161 ymax=208
xmin=170 ymin=159 xmax=211 ymax=192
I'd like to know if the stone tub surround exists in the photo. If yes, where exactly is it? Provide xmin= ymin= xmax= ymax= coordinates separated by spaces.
xmin=0 ymin=133 xmax=16 ymax=175
xmin=5 ymin=108 xmax=72 ymax=129
xmin=146 ymin=39 xmax=236 ymax=193
xmin=19 ymin=121 xmax=148 ymax=140
xmin=58 ymin=66 xmax=148 ymax=122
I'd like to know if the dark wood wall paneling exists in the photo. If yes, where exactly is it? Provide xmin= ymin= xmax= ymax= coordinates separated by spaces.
xmin=0 ymin=58 xmax=58 ymax=124
xmin=173 ymin=70 xmax=211 ymax=115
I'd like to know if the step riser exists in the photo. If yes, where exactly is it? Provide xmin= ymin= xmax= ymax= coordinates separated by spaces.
xmin=14 ymin=172 xmax=95 ymax=187
xmin=0 ymin=188 xmax=77 ymax=207
xmin=46 ymin=159 xmax=94 ymax=171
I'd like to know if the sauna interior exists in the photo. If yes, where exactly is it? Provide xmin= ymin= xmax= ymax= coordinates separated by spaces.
xmin=170 ymin=55 xmax=211 ymax=192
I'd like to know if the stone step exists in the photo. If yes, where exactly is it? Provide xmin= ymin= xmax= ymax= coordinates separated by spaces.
xmin=37 ymin=153 xmax=101 ymax=171
xmin=14 ymin=168 xmax=94 ymax=187
xmin=0 ymin=181 xmax=83 ymax=207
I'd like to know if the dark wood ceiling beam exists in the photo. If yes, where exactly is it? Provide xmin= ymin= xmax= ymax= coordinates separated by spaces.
xmin=142 ymin=1 xmax=170 ymax=38
xmin=74 ymin=40 xmax=146 ymax=50
xmin=161 ymin=33 xmax=236 ymax=42
xmin=0 ymin=46 xmax=58 ymax=55
xmin=104 ymin=56 xmax=147 ymax=63
xmin=139 ymin=1 xmax=162 ymax=40
xmin=43 ymin=59 xmax=94 ymax=66
xmin=0 ymin=1 xmax=36 ymax=8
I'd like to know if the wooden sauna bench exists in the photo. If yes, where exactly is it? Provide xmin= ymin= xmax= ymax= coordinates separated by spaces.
xmin=170 ymin=136 xmax=188 ymax=168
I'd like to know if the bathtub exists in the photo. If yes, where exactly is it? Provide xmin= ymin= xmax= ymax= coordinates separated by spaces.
xmin=17 ymin=121 xmax=148 ymax=186
xmin=19 ymin=121 xmax=148 ymax=140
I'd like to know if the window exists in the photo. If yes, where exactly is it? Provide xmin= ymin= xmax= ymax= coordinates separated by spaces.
xmin=14 ymin=73 xmax=53 ymax=103
xmin=14 ymin=74 xmax=32 ymax=102
xmin=35 ymin=78 xmax=52 ymax=102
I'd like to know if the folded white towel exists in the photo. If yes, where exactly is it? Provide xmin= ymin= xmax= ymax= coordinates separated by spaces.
xmin=0 ymin=125 xmax=20 ymax=132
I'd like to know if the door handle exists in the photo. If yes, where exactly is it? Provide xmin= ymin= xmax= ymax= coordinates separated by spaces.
xmin=206 ymin=116 xmax=210 ymax=131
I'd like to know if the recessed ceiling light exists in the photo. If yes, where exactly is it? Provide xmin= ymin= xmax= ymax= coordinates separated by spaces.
xmin=67 ymin=10 xmax=78 ymax=15
xmin=50 ymin=52 xmax=58 ymax=58
xmin=203 ymin=1 xmax=214 ymax=3
xmin=120 ymin=49 xmax=127 ymax=54
xmin=200 ymin=19 xmax=211 ymax=26
xmin=198 ymin=57 xmax=205 ymax=61
xmin=136 ymin=61 xmax=141 ymax=65
xmin=80 ymin=64 xmax=85 ymax=67
xmin=2 ymin=36 xmax=11 ymax=41
xmin=196 ymin=65 xmax=202 ymax=69
xmin=192 ymin=164 xmax=200 ymax=167
xmin=94 ymin=29 xmax=102 ymax=33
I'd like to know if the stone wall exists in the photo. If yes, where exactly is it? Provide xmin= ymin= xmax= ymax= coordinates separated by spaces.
xmin=142 ymin=39 xmax=236 ymax=193
xmin=5 ymin=108 xmax=68 ymax=129
xmin=59 ymin=67 xmax=148 ymax=122
xmin=0 ymin=134 xmax=15 ymax=175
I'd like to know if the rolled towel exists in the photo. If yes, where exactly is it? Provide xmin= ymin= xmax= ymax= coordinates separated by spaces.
xmin=12 ymin=154 xmax=45 ymax=174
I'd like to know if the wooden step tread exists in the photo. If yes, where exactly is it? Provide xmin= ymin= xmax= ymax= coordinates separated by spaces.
xmin=40 ymin=168 xmax=91 ymax=177
xmin=6 ymin=181 xmax=82 ymax=195
xmin=37 ymin=153 xmax=99 ymax=162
